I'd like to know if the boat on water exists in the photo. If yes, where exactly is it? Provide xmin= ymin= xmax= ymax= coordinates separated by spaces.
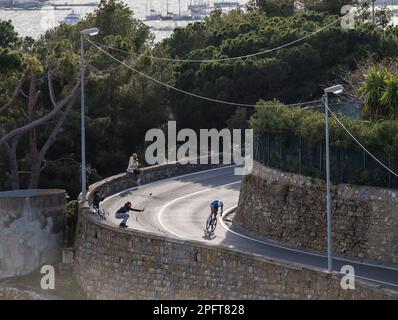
xmin=188 ymin=0 xmax=210 ymax=20
xmin=61 ymin=10 xmax=81 ymax=25
xmin=160 ymin=12 xmax=176 ymax=21
xmin=172 ymin=0 xmax=193 ymax=21
xmin=145 ymin=0 xmax=174 ymax=21
xmin=145 ymin=0 xmax=179 ymax=21
xmin=146 ymin=9 xmax=163 ymax=21
xmin=160 ymin=1 xmax=176 ymax=20
xmin=213 ymin=0 xmax=244 ymax=16
xmin=213 ymin=1 xmax=242 ymax=9
xmin=145 ymin=0 xmax=162 ymax=21
xmin=145 ymin=0 xmax=202 ymax=22
xmin=172 ymin=12 xmax=194 ymax=21
xmin=144 ymin=0 xmax=211 ymax=22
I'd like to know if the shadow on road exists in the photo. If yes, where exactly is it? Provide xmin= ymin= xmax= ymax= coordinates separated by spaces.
xmin=203 ymin=234 xmax=216 ymax=240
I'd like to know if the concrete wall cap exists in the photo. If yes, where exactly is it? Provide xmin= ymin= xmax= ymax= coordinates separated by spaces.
xmin=0 ymin=189 xmax=65 ymax=199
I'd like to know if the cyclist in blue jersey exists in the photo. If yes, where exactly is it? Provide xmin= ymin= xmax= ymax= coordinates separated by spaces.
xmin=210 ymin=199 xmax=224 ymax=218
xmin=205 ymin=200 xmax=224 ymax=235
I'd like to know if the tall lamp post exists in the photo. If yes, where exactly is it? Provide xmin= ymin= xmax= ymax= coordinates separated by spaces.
xmin=80 ymin=27 xmax=99 ymax=204
xmin=323 ymin=84 xmax=344 ymax=273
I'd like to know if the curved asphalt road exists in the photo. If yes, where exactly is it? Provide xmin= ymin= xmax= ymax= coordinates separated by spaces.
xmin=100 ymin=166 xmax=398 ymax=290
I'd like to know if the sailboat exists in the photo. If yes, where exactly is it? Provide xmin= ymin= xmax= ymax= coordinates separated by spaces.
xmin=160 ymin=0 xmax=176 ymax=21
xmin=172 ymin=0 xmax=194 ymax=21
xmin=145 ymin=0 xmax=162 ymax=21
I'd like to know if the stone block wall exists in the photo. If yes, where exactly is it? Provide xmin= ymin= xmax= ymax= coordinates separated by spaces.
xmin=74 ymin=210 xmax=398 ymax=299
xmin=236 ymin=161 xmax=398 ymax=266
xmin=74 ymin=162 xmax=398 ymax=299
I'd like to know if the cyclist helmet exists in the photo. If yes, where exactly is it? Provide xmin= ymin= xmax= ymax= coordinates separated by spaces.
xmin=210 ymin=199 xmax=223 ymax=209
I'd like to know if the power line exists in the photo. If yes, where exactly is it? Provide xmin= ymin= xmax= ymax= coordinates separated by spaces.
xmin=304 ymin=99 xmax=357 ymax=110
xmin=90 ymin=16 xmax=343 ymax=64
xmin=88 ymin=39 xmax=321 ymax=108
xmin=326 ymin=104 xmax=398 ymax=178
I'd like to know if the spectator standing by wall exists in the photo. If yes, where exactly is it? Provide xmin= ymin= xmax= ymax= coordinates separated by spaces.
xmin=127 ymin=153 xmax=143 ymax=184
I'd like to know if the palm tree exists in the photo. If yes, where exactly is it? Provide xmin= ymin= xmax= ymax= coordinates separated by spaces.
xmin=359 ymin=68 xmax=387 ymax=120
xmin=380 ymin=73 xmax=398 ymax=119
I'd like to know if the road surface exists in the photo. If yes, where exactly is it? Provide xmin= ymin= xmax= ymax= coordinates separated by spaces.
xmin=100 ymin=166 xmax=398 ymax=290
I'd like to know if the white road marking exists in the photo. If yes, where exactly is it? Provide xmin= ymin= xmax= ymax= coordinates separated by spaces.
xmin=220 ymin=207 xmax=398 ymax=272
xmin=220 ymin=210 xmax=330 ymax=259
xmin=102 ymin=165 xmax=240 ymax=206
xmin=222 ymin=212 xmax=398 ymax=288
xmin=157 ymin=181 xmax=241 ymax=239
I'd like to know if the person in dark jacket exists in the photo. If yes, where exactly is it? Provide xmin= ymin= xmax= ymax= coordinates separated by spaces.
xmin=93 ymin=191 xmax=105 ymax=212
xmin=115 ymin=201 xmax=143 ymax=228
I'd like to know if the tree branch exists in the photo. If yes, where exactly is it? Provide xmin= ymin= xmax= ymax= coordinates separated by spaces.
xmin=48 ymin=69 xmax=58 ymax=108
xmin=0 ymin=80 xmax=81 ymax=146
xmin=3 ymin=136 xmax=21 ymax=189
xmin=39 ymin=93 xmax=78 ymax=162
xmin=0 ymin=77 xmax=24 ymax=115
xmin=28 ymin=74 xmax=36 ymax=116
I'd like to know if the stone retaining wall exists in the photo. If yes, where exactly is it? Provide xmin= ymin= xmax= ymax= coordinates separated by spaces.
xmin=73 ymin=162 xmax=398 ymax=299
xmin=74 ymin=210 xmax=398 ymax=299
xmin=236 ymin=161 xmax=398 ymax=266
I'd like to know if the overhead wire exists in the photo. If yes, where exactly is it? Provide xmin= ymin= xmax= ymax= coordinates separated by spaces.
xmin=89 ymin=16 xmax=343 ymax=63
xmin=88 ymin=39 xmax=322 ymax=109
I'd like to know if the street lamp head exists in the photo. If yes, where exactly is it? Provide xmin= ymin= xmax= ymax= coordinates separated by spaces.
xmin=324 ymin=84 xmax=344 ymax=95
xmin=80 ymin=27 xmax=99 ymax=36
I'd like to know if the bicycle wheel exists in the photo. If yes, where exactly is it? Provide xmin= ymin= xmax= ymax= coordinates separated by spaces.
xmin=205 ymin=218 xmax=211 ymax=233
xmin=209 ymin=218 xmax=217 ymax=233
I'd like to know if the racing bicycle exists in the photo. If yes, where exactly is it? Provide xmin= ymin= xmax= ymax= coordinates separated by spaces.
xmin=204 ymin=213 xmax=218 ymax=235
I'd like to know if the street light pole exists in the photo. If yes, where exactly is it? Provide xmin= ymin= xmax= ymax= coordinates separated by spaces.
xmin=80 ymin=33 xmax=87 ymax=204
xmin=80 ymin=27 xmax=99 ymax=204
xmin=324 ymin=92 xmax=333 ymax=273
xmin=372 ymin=0 xmax=376 ymax=24
xmin=323 ymin=84 xmax=344 ymax=273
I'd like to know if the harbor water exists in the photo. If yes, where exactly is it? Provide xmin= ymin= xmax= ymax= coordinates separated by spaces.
xmin=0 ymin=0 xmax=248 ymax=42
xmin=0 ymin=1 xmax=397 ymax=42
